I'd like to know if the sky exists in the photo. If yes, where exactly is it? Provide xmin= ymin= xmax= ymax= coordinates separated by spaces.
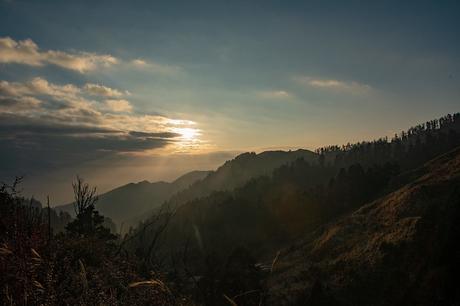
xmin=0 ymin=0 xmax=459 ymax=203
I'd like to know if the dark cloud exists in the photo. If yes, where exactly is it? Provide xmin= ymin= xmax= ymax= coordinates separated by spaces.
xmin=0 ymin=96 xmax=40 ymax=110
xmin=129 ymin=130 xmax=181 ymax=138
xmin=0 ymin=114 xmax=175 ymax=181
xmin=0 ymin=113 xmax=117 ymax=135
xmin=38 ymin=109 xmax=102 ymax=125
xmin=0 ymin=97 xmax=19 ymax=107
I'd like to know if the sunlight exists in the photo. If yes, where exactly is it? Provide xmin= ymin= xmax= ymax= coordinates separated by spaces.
xmin=175 ymin=127 xmax=199 ymax=141
xmin=167 ymin=127 xmax=206 ymax=153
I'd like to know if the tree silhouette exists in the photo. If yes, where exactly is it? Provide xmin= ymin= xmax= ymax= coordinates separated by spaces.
xmin=66 ymin=176 xmax=113 ymax=240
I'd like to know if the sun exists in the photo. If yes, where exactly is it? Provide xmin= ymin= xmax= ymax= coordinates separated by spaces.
xmin=166 ymin=125 xmax=206 ymax=153
xmin=176 ymin=127 xmax=199 ymax=140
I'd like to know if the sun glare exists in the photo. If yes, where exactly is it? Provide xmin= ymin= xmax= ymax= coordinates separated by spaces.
xmin=176 ymin=127 xmax=199 ymax=140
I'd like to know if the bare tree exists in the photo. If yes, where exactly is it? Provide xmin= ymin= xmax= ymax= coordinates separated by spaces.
xmin=72 ymin=176 xmax=98 ymax=216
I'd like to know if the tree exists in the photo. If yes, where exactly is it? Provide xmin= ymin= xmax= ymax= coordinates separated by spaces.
xmin=66 ymin=176 xmax=114 ymax=240
xmin=72 ymin=175 xmax=97 ymax=217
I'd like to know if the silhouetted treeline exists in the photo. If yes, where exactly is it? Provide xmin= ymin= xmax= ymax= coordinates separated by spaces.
xmin=316 ymin=113 xmax=460 ymax=169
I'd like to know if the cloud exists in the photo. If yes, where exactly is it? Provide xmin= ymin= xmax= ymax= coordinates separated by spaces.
xmin=0 ymin=95 xmax=41 ymax=111
xmin=0 ymin=78 xmax=197 ymax=134
xmin=105 ymin=99 xmax=133 ymax=112
xmin=132 ymin=59 xmax=148 ymax=67
xmin=293 ymin=76 xmax=372 ymax=94
xmin=0 ymin=77 xmax=82 ymax=108
xmin=0 ymin=37 xmax=184 ymax=76
xmin=0 ymin=77 xmax=92 ymax=114
xmin=130 ymin=58 xmax=183 ymax=76
xmin=0 ymin=37 xmax=118 ymax=73
xmin=0 ymin=78 xmax=132 ymax=113
xmin=0 ymin=37 xmax=42 ymax=66
xmin=0 ymin=113 xmax=118 ymax=135
xmin=83 ymin=83 xmax=123 ymax=97
xmin=258 ymin=90 xmax=292 ymax=99
xmin=27 ymin=77 xmax=81 ymax=100
xmin=0 ymin=77 xmax=199 ymax=175
xmin=0 ymin=124 xmax=170 ymax=153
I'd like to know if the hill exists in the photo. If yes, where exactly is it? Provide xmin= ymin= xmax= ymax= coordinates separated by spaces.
xmin=55 ymin=170 xmax=211 ymax=226
xmin=266 ymin=147 xmax=460 ymax=305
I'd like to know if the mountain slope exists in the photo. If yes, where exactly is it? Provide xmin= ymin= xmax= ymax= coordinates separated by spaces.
xmin=266 ymin=147 xmax=460 ymax=306
xmin=55 ymin=170 xmax=211 ymax=225
xmin=167 ymin=149 xmax=318 ymax=206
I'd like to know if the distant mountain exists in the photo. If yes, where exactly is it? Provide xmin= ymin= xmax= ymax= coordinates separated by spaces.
xmin=55 ymin=170 xmax=211 ymax=226
xmin=266 ymin=146 xmax=460 ymax=305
